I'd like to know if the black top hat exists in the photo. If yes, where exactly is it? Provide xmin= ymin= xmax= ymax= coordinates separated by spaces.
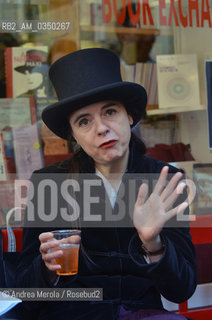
xmin=14 ymin=49 xmax=47 ymax=73
xmin=42 ymin=48 xmax=147 ymax=139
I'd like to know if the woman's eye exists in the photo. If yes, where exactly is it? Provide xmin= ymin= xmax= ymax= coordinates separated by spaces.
xmin=79 ymin=118 xmax=89 ymax=126
xmin=106 ymin=108 xmax=116 ymax=116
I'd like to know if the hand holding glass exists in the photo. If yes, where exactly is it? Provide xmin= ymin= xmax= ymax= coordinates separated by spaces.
xmin=51 ymin=230 xmax=81 ymax=276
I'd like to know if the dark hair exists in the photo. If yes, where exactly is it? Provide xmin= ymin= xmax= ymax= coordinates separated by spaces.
xmin=131 ymin=131 xmax=146 ymax=154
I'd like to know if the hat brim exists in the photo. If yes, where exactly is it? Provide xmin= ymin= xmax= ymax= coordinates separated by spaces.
xmin=42 ymin=81 xmax=147 ymax=140
xmin=15 ymin=65 xmax=35 ymax=73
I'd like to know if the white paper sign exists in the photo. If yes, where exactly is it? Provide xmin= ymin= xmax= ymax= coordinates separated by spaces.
xmin=156 ymin=54 xmax=201 ymax=108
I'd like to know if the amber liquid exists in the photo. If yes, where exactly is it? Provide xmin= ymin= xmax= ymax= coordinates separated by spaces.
xmin=55 ymin=244 xmax=79 ymax=276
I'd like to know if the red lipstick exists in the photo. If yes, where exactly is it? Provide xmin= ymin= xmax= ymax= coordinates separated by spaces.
xmin=99 ymin=140 xmax=117 ymax=148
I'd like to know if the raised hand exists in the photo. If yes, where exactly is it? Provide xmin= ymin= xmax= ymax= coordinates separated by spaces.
xmin=133 ymin=166 xmax=188 ymax=253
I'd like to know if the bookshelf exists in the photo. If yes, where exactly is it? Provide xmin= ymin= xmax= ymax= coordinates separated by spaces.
xmin=146 ymin=105 xmax=206 ymax=116
xmin=81 ymin=25 xmax=161 ymax=36
xmin=80 ymin=25 xmax=174 ymax=37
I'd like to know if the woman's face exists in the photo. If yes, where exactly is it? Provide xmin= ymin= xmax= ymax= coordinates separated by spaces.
xmin=69 ymin=101 xmax=133 ymax=167
xmin=25 ymin=70 xmax=43 ymax=90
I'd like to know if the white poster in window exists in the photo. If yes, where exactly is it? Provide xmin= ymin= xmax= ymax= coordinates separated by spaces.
xmin=13 ymin=124 xmax=44 ymax=179
xmin=156 ymin=54 xmax=201 ymax=108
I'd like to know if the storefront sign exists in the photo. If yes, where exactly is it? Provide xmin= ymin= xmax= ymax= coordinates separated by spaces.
xmin=102 ymin=0 xmax=212 ymax=28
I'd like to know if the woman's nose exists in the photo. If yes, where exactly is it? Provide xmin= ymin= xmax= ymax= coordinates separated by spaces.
xmin=95 ymin=119 xmax=109 ymax=136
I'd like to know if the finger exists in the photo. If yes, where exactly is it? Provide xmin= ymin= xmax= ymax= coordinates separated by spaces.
xmin=40 ymin=239 xmax=60 ymax=254
xmin=163 ymin=181 xmax=186 ymax=211
xmin=154 ymin=166 xmax=169 ymax=195
xmin=136 ymin=183 xmax=148 ymax=206
xmin=45 ymin=261 xmax=61 ymax=272
xmin=42 ymin=248 xmax=63 ymax=263
xmin=62 ymin=235 xmax=81 ymax=245
xmin=39 ymin=232 xmax=54 ymax=243
xmin=177 ymin=202 xmax=189 ymax=214
xmin=161 ymin=171 xmax=183 ymax=202
xmin=165 ymin=202 xmax=188 ymax=222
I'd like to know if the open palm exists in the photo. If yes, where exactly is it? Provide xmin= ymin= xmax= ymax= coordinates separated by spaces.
xmin=133 ymin=166 xmax=188 ymax=244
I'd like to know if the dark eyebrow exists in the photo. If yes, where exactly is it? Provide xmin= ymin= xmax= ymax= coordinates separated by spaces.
xmin=73 ymin=102 xmax=119 ymax=124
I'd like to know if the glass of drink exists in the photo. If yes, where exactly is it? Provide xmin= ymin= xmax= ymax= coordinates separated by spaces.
xmin=51 ymin=229 xmax=81 ymax=276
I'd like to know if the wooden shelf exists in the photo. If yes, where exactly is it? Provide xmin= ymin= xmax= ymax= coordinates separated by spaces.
xmin=146 ymin=105 xmax=158 ymax=111
xmin=81 ymin=25 xmax=160 ymax=36
xmin=147 ymin=105 xmax=206 ymax=116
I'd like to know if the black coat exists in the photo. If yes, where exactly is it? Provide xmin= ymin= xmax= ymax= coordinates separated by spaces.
xmin=15 ymin=137 xmax=197 ymax=320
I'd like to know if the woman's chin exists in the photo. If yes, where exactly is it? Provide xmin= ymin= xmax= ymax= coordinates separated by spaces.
xmin=101 ymin=152 xmax=126 ymax=165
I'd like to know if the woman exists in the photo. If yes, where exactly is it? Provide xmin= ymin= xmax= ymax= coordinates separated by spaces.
xmin=16 ymin=48 xmax=196 ymax=320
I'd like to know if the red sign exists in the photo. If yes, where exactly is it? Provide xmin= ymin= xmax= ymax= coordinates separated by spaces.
xmin=102 ymin=0 xmax=212 ymax=28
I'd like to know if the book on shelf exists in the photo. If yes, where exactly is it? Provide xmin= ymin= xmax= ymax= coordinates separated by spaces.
xmin=90 ymin=2 xmax=102 ymax=26
xmin=156 ymin=54 xmax=201 ymax=109
xmin=0 ymin=133 xmax=8 ymax=181
xmin=13 ymin=124 xmax=44 ymax=179
xmin=134 ymin=62 xmax=143 ymax=85
xmin=121 ymin=62 xmax=135 ymax=83
xmin=205 ymin=60 xmax=212 ymax=149
xmin=35 ymin=97 xmax=69 ymax=155
xmin=0 ymin=97 xmax=36 ymax=157
xmin=122 ymin=61 xmax=158 ymax=107
xmin=147 ymin=63 xmax=158 ymax=106
xmin=5 ymin=46 xmax=53 ymax=98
